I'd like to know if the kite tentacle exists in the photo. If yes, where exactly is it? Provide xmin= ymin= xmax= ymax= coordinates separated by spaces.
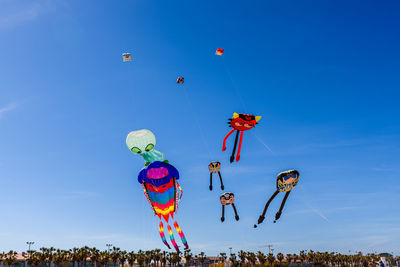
xmin=232 ymin=203 xmax=239 ymax=221
xmin=217 ymin=171 xmax=224 ymax=190
xmin=173 ymin=221 xmax=188 ymax=249
xmin=274 ymin=191 xmax=291 ymax=223
xmin=254 ymin=190 xmax=279 ymax=228
xmin=167 ymin=224 xmax=179 ymax=252
xmin=159 ymin=222 xmax=171 ymax=249
xmin=236 ymin=130 xmax=244 ymax=162
xmin=209 ymin=172 xmax=213 ymax=191
xmin=222 ymin=129 xmax=235 ymax=151
xmin=230 ymin=130 xmax=240 ymax=163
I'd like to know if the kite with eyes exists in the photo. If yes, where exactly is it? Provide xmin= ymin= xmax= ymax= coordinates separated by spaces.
xmin=220 ymin=192 xmax=239 ymax=222
xmin=126 ymin=129 xmax=166 ymax=166
xmin=254 ymin=170 xmax=300 ymax=227
xmin=222 ymin=113 xmax=261 ymax=163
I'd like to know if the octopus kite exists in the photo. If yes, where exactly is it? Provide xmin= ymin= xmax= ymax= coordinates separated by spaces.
xmin=220 ymin=192 xmax=239 ymax=222
xmin=126 ymin=129 xmax=188 ymax=251
xmin=138 ymin=161 xmax=188 ymax=252
xmin=208 ymin=161 xmax=224 ymax=191
xmin=222 ymin=113 xmax=261 ymax=163
xmin=254 ymin=170 xmax=299 ymax=228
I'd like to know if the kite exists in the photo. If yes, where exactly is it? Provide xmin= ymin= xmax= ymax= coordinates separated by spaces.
xmin=220 ymin=192 xmax=239 ymax=222
xmin=138 ymin=161 xmax=188 ymax=252
xmin=216 ymin=48 xmax=224 ymax=56
xmin=208 ymin=161 xmax=224 ymax=191
xmin=177 ymin=77 xmax=184 ymax=84
xmin=126 ymin=129 xmax=165 ymax=166
xmin=222 ymin=113 xmax=261 ymax=163
xmin=122 ymin=53 xmax=132 ymax=62
xmin=254 ymin=170 xmax=299 ymax=228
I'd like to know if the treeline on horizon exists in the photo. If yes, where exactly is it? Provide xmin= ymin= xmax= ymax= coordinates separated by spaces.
xmin=0 ymin=247 xmax=399 ymax=267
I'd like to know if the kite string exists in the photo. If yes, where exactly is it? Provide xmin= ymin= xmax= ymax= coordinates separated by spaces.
xmin=221 ymin=58 xmax=249 ymax=113
xmin=221 ymin=57 xmax=276 ymax=156
xmin=182 ymin=86 xmax=213 ymax=159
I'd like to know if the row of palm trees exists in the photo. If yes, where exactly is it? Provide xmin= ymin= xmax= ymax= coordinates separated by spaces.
xmin=0 ymin=247 xmax=398 ymax=267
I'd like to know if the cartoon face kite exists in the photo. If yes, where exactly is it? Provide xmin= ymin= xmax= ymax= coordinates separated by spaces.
xmin=222 ymin=113 xmax=261 ymax=163
xmin=220 ymin=192 xmax=239 ymax=222
xmin=208 ymin=161 xmax=224 ymax=191
xmin=126 ymin=129 xmax=165 ymax=166
xmin=138 ymin=161 xmax=188 ymax=252
xmin=254 ymin=170 xmax=299 ymax=227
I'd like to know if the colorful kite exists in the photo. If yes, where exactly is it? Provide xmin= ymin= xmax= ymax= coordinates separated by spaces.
xmin=208 ymin=161 xmax=224 ymax=191
xmin=254 ymin=170 xmax=299 ymax=227
xmin=126 ymin=129 xmax=165 ymax=166
xmin=176 ymin=77 xmax=184 ymax=84
xmin=122 ymin=53 xmax=132 ymax=62
xmin=138 ymin=161 xmax=188 ymax=252
xmin=220 ymin=192 xmax=239 ymax=222
xmin=216 ymin=48 xmax=224 ymax=56
xmin=222 ymin=113 xmax=261 ymax=163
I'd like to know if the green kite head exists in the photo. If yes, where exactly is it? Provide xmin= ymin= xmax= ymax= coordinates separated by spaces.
xmin=126 ymin=129 xmax=156 ymax=155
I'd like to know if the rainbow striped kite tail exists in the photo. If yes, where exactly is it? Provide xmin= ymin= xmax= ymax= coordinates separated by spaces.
xmin=158 ymin=222 xmax=171 ymax=249
xmin=167 ymin=224 xmax=179 ymax=252
xmin=173 ymin=221 xmax=189 ymax=249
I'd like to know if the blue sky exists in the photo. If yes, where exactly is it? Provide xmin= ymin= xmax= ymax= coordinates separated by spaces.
xmin=1 ymin=0 xmax=399 ymax=256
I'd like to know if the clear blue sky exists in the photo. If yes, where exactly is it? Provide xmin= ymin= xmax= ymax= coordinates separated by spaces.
xmin=1 ymin=0 xmax=399 ymax=256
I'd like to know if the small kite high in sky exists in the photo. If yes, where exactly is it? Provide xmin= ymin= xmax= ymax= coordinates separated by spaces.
xmin=216 ymin=48 xmax=224 ymax=56
xmin=222 ymin=113 xmax=261 ymax=163
xmin=176 ymin=77 xmax=184 ymax=84
xmin=254 ymin=170 xmax=299 ymax=228
xmin=122 ymin=53 xmax=132 ymax=62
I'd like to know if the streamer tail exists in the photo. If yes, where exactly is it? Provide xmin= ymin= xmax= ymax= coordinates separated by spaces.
xmin=174 ymin=221 xmax=189 ymax=249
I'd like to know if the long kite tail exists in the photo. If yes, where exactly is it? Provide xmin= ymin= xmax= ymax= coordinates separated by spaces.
xmin=173 ymin=221 xmax=189 ymax=249
xmin=159 ymin=222 xmax=171 ymax=249
xmin=167 ymin=224 xmax=179 ymax=252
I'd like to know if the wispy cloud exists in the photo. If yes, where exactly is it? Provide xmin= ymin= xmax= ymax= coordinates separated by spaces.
xmin=59 ymin=191 xmax=100 ymax=200
xmin=0 ymin=0 xmax=52 ymax=30
xmin=0 ymin=102 xmax=17 ymax=118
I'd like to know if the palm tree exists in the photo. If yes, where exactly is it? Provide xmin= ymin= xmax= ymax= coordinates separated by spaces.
xmin=144 ymin=251 xmax=152 ymax=267
xmin=229 ymin=253 xmax=238 ymax=267
xmin=136 ymin=250 xmax=145 ymax=267
xmin=256 ymin=252 xmax=266 ymax=267
xmin=307 ymin=250 xmax=315 ymax=266
xmin=119 ymin=251 xmax=128 ymax=267
xmin=219 ymin=253 xmax=227 ymax=263
xmin=183 ymin=249 xmax=192 ymax=267
xmin=153 ymin=249 xmax=162 ymax=267
xmin=110 ymin=247 xmax=121 ymax=267
xmin=245 ymin=252 xmax=256 ymax=267
xmin=237 ymin=251 xmax=246 ymax=267
xmin=161 ymin=252 xmax=167 ymax=267
xmin=299 ymin=251 xmax=306 ymax=264
xmin=276 ymin=253 xmax=284 ymax=264
xmin=89 ymin=248 xmax=100 ymax=267
xmin=127 ymin=252 xmax=137 ymax=267
xmin=198 ymin=252 xmax=206 ymax=267
xmin=266 ymin=253 xmax=275 ymax=267
xmin=3 ymin=251 xmax=17 ymax=267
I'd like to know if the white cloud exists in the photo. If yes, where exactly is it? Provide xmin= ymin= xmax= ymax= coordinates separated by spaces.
xmin=0 ymin=102 xmax=17 ymax=118
xmin=0 ymin=0 xmax=53 ymax=30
